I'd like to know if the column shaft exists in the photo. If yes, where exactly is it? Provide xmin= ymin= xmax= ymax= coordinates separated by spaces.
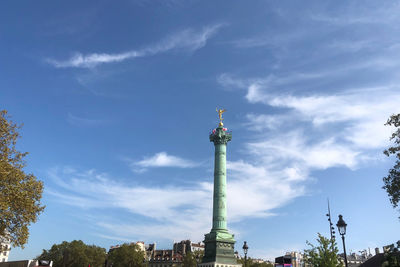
xmin=212 ymin=143 xmax=227 ymax=231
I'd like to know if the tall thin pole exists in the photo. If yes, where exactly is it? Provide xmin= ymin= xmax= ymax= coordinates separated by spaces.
xmin=341 ymin=235 xmax=348 ymax=267
xmin=327 ymin=199 xmax=334 ymax=241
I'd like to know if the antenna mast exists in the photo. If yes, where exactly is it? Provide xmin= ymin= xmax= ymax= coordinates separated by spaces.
xmin=326 ymin=199 xmax=336 ymax=242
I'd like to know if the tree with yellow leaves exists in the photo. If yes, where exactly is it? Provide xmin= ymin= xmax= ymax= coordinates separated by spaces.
xmin=0 ymin=110 xmax=45 ymax=250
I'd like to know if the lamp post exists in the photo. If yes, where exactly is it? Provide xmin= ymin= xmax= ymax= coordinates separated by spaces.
xmin=242 ymin=241 xmax=248 ymax=267
xmin=336 ymin=215 xmax=348 ymax=267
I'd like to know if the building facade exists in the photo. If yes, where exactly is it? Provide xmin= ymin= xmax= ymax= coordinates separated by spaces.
xmin=173 ymin=240 xmax=204 ymax=255
xmin=275 ymin=252 xmax=304 ymax=267
xmin=0 ymin=236 xmax=11 ymax=262
xmin=148 ymin=249 xmax=183 ymax=267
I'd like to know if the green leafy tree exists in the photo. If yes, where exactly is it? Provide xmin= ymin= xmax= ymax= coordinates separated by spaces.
xmin=107 ymin=243 xmax=145 ymax=267
xmin=249 ymin=259 xmax=274 ymax=267
xmin=383 ymin=114 xmax=400 ymax=214
xmin=36 ymin=240 xmax=106 ymax=267
xmin=193 ymin=250 xmax=204 ymax=263
xmin=303 ymin=233 xmax=344 ymax=267
xmin=237 ymin=257 xmax=273 ymax=267
xmin=382 ymin=240 xmax=400 ymax=267
xmin=182 ymin=252 xmax=197 ymax=267
xmin=0 ymin=110 xmax=45 ymax=249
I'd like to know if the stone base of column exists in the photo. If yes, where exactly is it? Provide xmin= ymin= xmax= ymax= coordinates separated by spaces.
xmin=201 ymin=231 xmax=238 ymax=266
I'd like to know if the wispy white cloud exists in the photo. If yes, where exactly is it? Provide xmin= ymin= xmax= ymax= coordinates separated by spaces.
xmin=130 ymin=152 xmax=198 ymax=173
xmin=245 ymin=113 xmax=285 ymax=131
xmin=226 ymin=160 xmax=305 ymax=221
xmin=309 ymin=2 xmax=400 ymax=27
xmin=217 ymin=73 xmax=248 ymax=89
xmin=247 ymin=132 xmax=360 ymax=170
xmin=46 ymin=147 xmax=308 ymax=243
xmin=227 ymin=30 xmax=308 ymax=49
xmin=47 ymin=24 xmax=224 ymax=68
xmin=219 ymin=72 xmax=399 ymax=172
xmin=48 ymin=51 xmax=140 ymax=68
xmin=248 ymin=88 xmax=398 ymax=148
xmin=67 ymin=113 xmax=106 ymax=126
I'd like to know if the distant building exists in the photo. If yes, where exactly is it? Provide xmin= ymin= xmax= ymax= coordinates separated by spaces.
xmin=0 ymin=260 xmax=52 ymax=267
xmin=285 ymin=252 xmax=303 ymax=267
xmin=339 ymin=251 xmax=372 ymax=267
xmin=275 ymin=255 xmax=292 ymax=267
xmin=173 ymin=240 xmax=191 ymax=255
xmin=136 ymin=241 xmax=146 ymax=252
xmin=275 ymin=252 xmax=304 ymax=267
xmin=359 ymin=253 xmax=384 ymax=267
xmin=252 ymin=259 xmax=267 ymax=264
xmin=146 ymin=243 xmax=157 ymax=260
xmin=265 ymin=260 xmax=275 ymax=266
xmin=0 ymin=236 xmax=11 ymax=263
xmin=173 ymin=240 xmax=204 ymax=255
xmin=148 ymin=249 xmax=183 ymax=267
xmin=360 ymin=245 xmax=400 ymax=267
xmin=107 ymin=240 xmax=202 ymax=267
xmin=191 ymin=242 xmax=205 ymax=253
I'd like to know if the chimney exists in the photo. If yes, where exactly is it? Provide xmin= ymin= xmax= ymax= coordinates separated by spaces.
xmin=375 ymin=247 xmax=380 ymax=255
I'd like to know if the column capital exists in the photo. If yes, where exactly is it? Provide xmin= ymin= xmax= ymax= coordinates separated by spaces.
xmin=210 ymin=126 xmax=232 ymax=145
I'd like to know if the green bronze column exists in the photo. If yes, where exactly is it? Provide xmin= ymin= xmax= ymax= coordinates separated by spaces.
xmin=210 ymin=125 xmax=231 ymax=231
xmin=200 ymin=109 xmax=240 ymax=267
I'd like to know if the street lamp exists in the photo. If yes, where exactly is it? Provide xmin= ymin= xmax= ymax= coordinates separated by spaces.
xmin=242 ymin=241 xmax=249 ymax=267
xmin=336 ymin=215 xmax=348 ymax=267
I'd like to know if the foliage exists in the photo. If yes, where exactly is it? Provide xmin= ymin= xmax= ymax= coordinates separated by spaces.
xmin=193 ymin=250 xmax=204 ymax=263
xmin=36 ymin=240 xmax=107 ymax=267
xmin=383 ymin=114 xmax=400 ymax=212
xmin=107 ymin=243 xmax=145 ymax=267
xmin=382 ymin=240 xmax=400 ymax=267
xmin=303 ymin=233 xmax=344 ymax=267
xmin=0 ymin=110 xmax=45 ymax=249
xmin=182 ymin=252 xmax=197 ymax=267
xmin=181 ymin=250 xmax=204 ymax=267
xmin=237 ymin=257 xmax=274 ymax=267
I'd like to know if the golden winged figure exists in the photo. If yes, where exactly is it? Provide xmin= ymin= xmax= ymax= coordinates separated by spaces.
xmin=216 ymin=108 xmax=226 ymax=125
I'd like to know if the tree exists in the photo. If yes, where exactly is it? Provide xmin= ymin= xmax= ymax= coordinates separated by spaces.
xmin=382 ymin=240 xmax=400 ymax=267
xmin=36 ymin=240 xmax=107 ymax=267
xmin=237 ymin=257 xmax=274 ymax=267
xmin=182 ymin=252 xmax=197 ymax=267
xmin=250 ymin=260 xmax=274 ymax=267
xmin=107 ymin=243 xmax=145 ymax=267
xmin=181 ymin=250 xmax=204 ymax=267
xmin=0 ymin=110 xmax=44 ymax=249
xmin=303 ymin=233 xmax=344 ymax=267
xmin=383 ymin=113 xmax=400 ymax=213
xmin=193 ymin=250 xmax=204 ymax=264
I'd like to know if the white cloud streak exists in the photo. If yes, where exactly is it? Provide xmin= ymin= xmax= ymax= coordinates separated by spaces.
xmin=67 ymin=113 xmax=106 ymax=126
xmin=130 ymin=152 xmax=198 ymax=173
xmin=46 ymin=147 xmax=307 ymax=243
xmin=218 ymin=74 xmax=399 ymax=173
xmin=47 ymin=24 xmax=223 ymax=68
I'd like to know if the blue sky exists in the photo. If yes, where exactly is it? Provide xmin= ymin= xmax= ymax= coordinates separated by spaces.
xmin=2 ymin=0 xmax=400 ymax=261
